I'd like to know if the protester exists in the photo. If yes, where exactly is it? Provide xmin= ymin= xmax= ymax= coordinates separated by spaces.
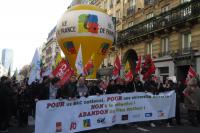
xmin=106 ymin=79 xmax=116 ymax=94
xmin=49 ymin=77 xmax=60 ymax=99
xmin=133 ymin=74 xmax=144 ymax=92
xmin=163 ymin=79 xmax=175 ymax=127
xmin=77 ymin=76 xmax=89 ymax=98
xmin=17 ymin=83 xmax=30 ymax=127
xmin=144 ymin=76 xmax=158 ymax=94
xmin=88 ymin=80 xmax=103 ymax=96
xmin=143 ymin=76 xmax=158 ymax=127
xmin=56 ymin=75 xmax=78 ymax=100
xmin=183 ymin=78 xmax=200 ymax=126
xmin=39 ymin=76 xmax=51 ymax=100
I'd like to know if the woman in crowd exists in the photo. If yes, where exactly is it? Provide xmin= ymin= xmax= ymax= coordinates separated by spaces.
xmin=183 ymin=78 xmax=200 ymax=127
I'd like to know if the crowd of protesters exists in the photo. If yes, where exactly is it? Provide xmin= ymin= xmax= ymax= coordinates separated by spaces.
xmin=1 ymin=74 xmax=200 ymax=132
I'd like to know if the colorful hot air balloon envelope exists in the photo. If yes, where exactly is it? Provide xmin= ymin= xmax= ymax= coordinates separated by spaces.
xmin=56 ymin=4 xmax=115 ymax=78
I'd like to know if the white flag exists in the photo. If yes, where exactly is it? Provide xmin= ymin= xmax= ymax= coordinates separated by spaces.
xmin=75 ymin=45 xmax=83 ymax=74
xmin=28 ymin=48 xmax=41 ymax=85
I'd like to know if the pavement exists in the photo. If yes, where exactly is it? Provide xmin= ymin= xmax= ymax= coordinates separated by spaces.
xmin=8 ymin=121 xmax=200 ymax=133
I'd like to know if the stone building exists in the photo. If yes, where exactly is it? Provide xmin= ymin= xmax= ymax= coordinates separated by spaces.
xmin=90 ymin=0 xmax=200 ymax=82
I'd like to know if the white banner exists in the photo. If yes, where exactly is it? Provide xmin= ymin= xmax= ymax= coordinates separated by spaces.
xmin=35 ymin=91 xmax=176 ymax=133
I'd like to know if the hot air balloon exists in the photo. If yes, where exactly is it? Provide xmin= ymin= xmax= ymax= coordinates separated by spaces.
xmin=56 ymin=4 xmax=115 ymax=78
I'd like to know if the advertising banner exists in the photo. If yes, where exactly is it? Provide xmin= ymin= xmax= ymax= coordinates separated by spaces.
xmin=35 ymin=91 xmax=176 ymax=133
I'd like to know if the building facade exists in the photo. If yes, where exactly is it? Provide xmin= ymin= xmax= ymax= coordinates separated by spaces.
xmin=90 ymin=0 xmax=200 ymax=82
xmin=1 ymin=49 xmax=13 ymax=72
xmin=41 ymin=26 xmax=61 ymax=71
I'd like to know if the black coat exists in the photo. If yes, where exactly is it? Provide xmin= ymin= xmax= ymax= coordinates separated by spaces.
xmin=144 ymin=80 xmax=158 ymax=94
xmin=134 ymin=80 xmax=144 ymax=92
xmin=17 ymin=89 xmax=31 ymax=113
xmin=39 ymin=83 xmax=50 ymax=100
xmin=0 ymin=82 xmax=13 ymax=120
xmin=89 ymin=86 xmax=104 ymax=96
xmin=56 ymin=82 xmax=77 ymax=99
xmin=106 ymin=84 xmax=117 ymax=94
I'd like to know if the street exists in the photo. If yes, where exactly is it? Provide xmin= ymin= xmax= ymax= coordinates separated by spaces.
xmin=8 ymin=122 xmax=200 ymax=133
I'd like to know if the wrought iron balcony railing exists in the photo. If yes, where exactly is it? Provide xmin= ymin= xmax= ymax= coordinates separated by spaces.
xmin=117 ymin=0 xmax=200 ymax=45
xmin=176 ymin=47 xmax=194 ymax=55
xmin=158 ymin=51 xmax=171 ymax=57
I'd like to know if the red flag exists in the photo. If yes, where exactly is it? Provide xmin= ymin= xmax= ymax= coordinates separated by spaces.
xmin=125 ymin=70 xmax=133 ymax=81
xmin=142 ymin=55 xmax=156 ymax=80
xmin=187 ymin=66 xmax=197 ymax=78
xmin=135 ymin=56 xmax=142 ymax=73
xmin=114 ymin=56 xmax=121 ymax=70
xmin=52 ymin=59 xmax=74 ymax=86
xmin=112 ymin=56 xmax=121 ymax=79
xmin=185 ymin=66 xmax=198 ymax=84
xmin=83 ymin=54 xmax=94 ymax=76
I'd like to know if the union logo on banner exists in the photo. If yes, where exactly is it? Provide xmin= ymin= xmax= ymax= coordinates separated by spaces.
xmin=70 ymin=122 xmax=77 ymax=130
xmin=83 ymin=119 xmax=91 ymax=128
xmin=56 ymin=122 xmax=62 ymax=132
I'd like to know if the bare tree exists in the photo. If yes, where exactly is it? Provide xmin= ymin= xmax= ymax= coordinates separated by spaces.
xmin=19 ymin=65 xmax=31 ymax=78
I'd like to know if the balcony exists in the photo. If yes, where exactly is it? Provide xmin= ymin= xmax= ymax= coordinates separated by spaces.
xmin=159 ymin=51 xmax=171 ymax=57
xmin=117 ymin=0 xmax=200 ymax=46
xmin=175 ymin=47 xmax=194 ymax=56
xmin=127 ymin=6 xmax=135 ymax=16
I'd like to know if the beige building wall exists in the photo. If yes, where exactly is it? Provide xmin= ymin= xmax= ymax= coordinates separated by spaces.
xmin=90 ymin=0 xmax=200 ymax=80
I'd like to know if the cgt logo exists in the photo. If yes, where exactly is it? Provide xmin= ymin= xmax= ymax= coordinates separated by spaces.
xmin=97 ymin=118 xmax=106 ymax=124
xmin=70 ymin=122 xmax=77 ymax=130
xmin=145 ymin=113 xmax=153 ymax=117
xmin=83 ymin=119 xmax=91 ymax=128
xmin=158 ymin=110 xmax=165 ymax=117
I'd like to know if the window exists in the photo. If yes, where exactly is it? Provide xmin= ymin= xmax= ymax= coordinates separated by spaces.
xmin=181 ymin=0 xmax=191 ymax=3
xmin=129 ymin=0 xmax=136 ymax=7
xmin=158 ymin=67 xmax=169 ymax=83
xmin=146 ymin=12 xmax=154 ymax=19
xmin=128 ymin=21 xmax=134 ymax=27
xmin=104 ymin=1 xmax=108 ymax=9
xmin=147 ymin=43 xmax=153 ymax=56
xmin=145 ymin=0 xmax=155 ymax=6
xmin=182 ymin=33 xmax=191 ymax=49
xmin=110 ymin=0 xmax=114 ymax=8
xmin=116 ymin=10 xmax=121 ymax=22
xmin=146 ymin=13 xmax=154 ymax=30
xmin=161 ymin=37 xmax=169 ymax=53
xmin=161 ymin=5 xmax=170 ymax=13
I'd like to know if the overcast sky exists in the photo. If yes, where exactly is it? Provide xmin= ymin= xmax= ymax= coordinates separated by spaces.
xmin=0 ymin=0 xmax=72 ymax=70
